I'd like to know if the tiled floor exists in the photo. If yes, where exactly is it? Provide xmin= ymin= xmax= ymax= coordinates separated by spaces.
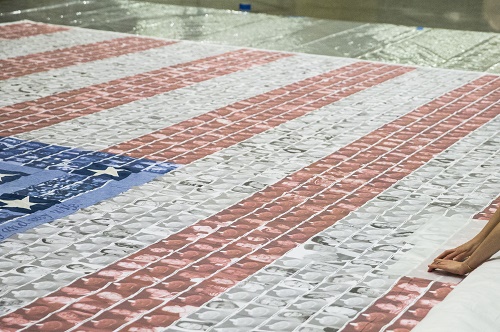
xmin=0 ymin=3 xmax=499 ymax=332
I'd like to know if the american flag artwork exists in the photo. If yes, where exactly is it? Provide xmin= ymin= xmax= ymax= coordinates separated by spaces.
xmin=0 ymin=21 xmax=498 ymax=332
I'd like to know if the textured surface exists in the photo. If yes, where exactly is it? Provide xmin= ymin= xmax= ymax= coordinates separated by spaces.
xmin=1 ymin=1 xmax=500 ymax=74
xmin=0 ymin=21 xmax=499 ymax=332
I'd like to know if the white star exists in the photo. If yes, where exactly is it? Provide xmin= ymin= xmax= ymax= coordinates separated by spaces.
xmin=88 ymin=166 xmax=121 ymax=177
xmin=0 ymin=173 xmax=15 ymax=181
xmin=0 ymin=196 xmax=38 ymax=210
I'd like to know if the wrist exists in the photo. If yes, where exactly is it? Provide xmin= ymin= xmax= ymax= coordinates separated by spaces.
xmin=462 ymin=261 xmax=474 ymax=274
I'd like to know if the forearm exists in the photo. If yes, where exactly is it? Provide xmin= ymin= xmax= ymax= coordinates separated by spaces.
xmin=473 ymin=206 xmax=500 ymax=242
xmin=465 ymin=220 xmax=500 ymax=270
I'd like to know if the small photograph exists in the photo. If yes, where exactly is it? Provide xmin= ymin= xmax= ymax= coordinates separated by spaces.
xmin=219 ymin=288 xmax=260 ymax=304
xmin=265 ymin=286 xmax=305 ymax=300
xmin=0 ymin=234 xmax=29 ymax=251
xmin=4 ymin=251 xmax=42 ymax=263
xmin=100 ymin=226 xmax=136 ymax=239
xmin=15 ymin=264 xmax=52 ymax=277
xmin=0 ymin=296 xmax=28 ymax=315
xmin=119 ymin=297 xmax=164 ymax=313
xmin=387 ymin=314 xmax=422 ymax=331
xmin=54 ymin=230 xmax=84 ymax=240
xmin=288 ymin=298 xmax=328 ymax=312
xmin=3 ymin=285 xmax=47 ymax=302
xmin=256 ymin=317 xmax=303 ymax=331
xmin=368 ymin=220 xmax=398 ymax=230
xmin=351 ymin=231 xmax=379 ymax=243
xmin=245 ymin=273 xmax=285 ymax=286
xmin=0 ymin=272 xmax=31 ymax=287
xmin=322 ymin=304 xmax=363 ymax=318
xmin=276 ymin=309 xmax=315 ymax=322
xmin=37 ymin=235 xmax=75 ymax=248
xmin=0 ymin=259 xmax=16 ymax=273
xmin=43 ymin=247 xmax=80 ymax=261
xmin=203 ymin=298 xmax=242 ymax=311
xmin=323 ymin=273 xmax=363 ymax=286
xmin=295 ymin=325 xmax=329 ymax=332
xmin=101 ymin=242 xmax=142 ymax=256
xmin=308 ymin=311 xmax=355 ymax=329
xmin=377 ymin=240 xmax=410 ymax=253
xmin=241 ymin=303 xmax=281 ymax=319
xmin=28 ymin=278 xmax=59 ymax=293
xmin=270 ymin=256 xmax=308 ymax=270
xmin=341 ymin=238 xmax=373 ymax=251
xmin=62 ymin=262 xmax=102 ymax=274
xmin=309 ymin=234 xmax=341 ymax=247
xmin=361 ymin=249 xmax=395 ymax=262
xmin=313 ymin=282 xmax=350 ymax=295
xmin=72 ymin=222 xmax=110 ymax=235
xmin=279 ymin=278 xmax=318 ymax=291
xmin=293 ymin=269 xmax=330 ymax=283
xmin=340 ymin=261 xmax=377 ymax=275
xmin=187 ymin=307 xmax=232 ymax=323
xmin=332 ymin=293 xmax=377 ymax=309
xmin=358 ymin=274 xmax=396 ymax=290
xmin=214 ymin=314 xmax=267 ymax=330
xmin=325 ymin=221 xmax=361 ymax=234
xmin=169 ymin=319 xmax=214 ymax=331
xmin=348 ymin=285 xmax=386 ymax=298
xmin=350 ymin=257 xmax=380 ymax=268
xmin=127 ymin=231 xmax=167 ymax=244
xmin=79 ymin=252 xmax=123 ymax=266
xmin=304 ymin=262 xmax=343 ymax=273
xmin=36 ymin=270 xmax=83 ymax=284
xmin=284 ymin=246 xmax=347 ymax=265
xmin=31 ymin=254 xmax=72 ymax=268
xmin=261 ymin=265 xmax=298 ymax=277
xmin=253 ymin=295 xmax=290 ymax=309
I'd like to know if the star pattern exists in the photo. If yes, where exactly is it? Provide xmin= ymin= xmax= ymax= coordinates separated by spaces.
xmin=88 ymin=166 xmax=121 ymax=177
xmin=0 ymin=173 xmax=13 ymax=181
xmin=0 ymin=196 xmax=38 ymax=211
xmin=0 ymin=171 xmax=26 ymax=184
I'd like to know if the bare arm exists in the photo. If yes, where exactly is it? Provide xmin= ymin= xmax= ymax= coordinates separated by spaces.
xmin=468 ymin=207 xmax=500 ymax=247
xmin=428 ymin=206 xmax=500 ymax=275
xmin=434 ymin=206 xmax=500 ymax=261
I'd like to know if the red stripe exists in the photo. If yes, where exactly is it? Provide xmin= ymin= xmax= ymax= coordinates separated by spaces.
xmin=0 ymin=49 xmax=292 ymax=136
xmin=0 ymin=22 xmax=68 ymax=39
xmin=474 ymin=195 xmax=500 ymax=220
xmin=384 ymin=281 xmax=455 ymax=332
xmin=0 ymin=37 xmax=176 ymax=80
xmin=104 ymin=62 xmax=413 ymax=164
xmin=4 ymin=76 xmax=497 ymax=331
xmin=339 ymin=277 xmax=454 ymax=332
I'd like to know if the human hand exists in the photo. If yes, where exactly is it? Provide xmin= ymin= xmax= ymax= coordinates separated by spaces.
xmin=434 ymin=239 xmax=480 ymax=262
xmin=427 ymin=259 xmax=470 ymax=275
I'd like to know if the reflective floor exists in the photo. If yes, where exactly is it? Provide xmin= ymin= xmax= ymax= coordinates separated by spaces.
xmin=1 ymin=0 xmax=500 ymax=73
xmin=128 ymin=0 xmax=500 ymax=33
xmin=1 ymin=0 xmax=500 ymax=32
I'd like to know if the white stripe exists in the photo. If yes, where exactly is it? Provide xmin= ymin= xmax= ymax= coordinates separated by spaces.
xmin=0 ymin=41 xmax=236 ymax=107
xmin=0 ymin=29 xmax=120 ymax=60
